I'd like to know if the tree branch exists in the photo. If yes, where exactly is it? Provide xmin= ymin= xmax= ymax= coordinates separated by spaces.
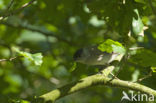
xmin=0 ymin=21 xmax=72 ymax=45
xmin=33 ymin=66 xmax=156 ymax=103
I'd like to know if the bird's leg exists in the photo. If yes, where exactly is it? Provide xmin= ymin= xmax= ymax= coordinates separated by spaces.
xmin=110 ymin=72 xmax=119 ymax=79
xmin=106 ymin=62 xmax=119 ymax=79
xmin=97 ymin=65 xmax=118 ymax=79
xmin=110 ymin=58 xmax=125 ymax=79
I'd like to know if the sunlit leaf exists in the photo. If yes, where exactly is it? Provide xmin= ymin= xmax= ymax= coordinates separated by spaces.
xmin=69 ymin=62 xmax=77 ymax=72
xmin=13 ymin=47 xmax=43 ymax=66
xmin=151 ymin=67 xmax=156 ymax=72
xmin=132 ymin=9 xmax=144 ymax=36
xmin=98 ymin=39 xmax=125 ymax=54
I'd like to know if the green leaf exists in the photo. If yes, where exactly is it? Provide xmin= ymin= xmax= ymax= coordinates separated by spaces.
xmin=69 ymin=62 xmax=77 ymax=72
xmin=151 ymin=67 xmax=156 ymax=73
xmin=98 ymin=39 xmax=125 ymax=54
xmin=135 ymin=0 xmax=145 ymax=3
xmin=13 ymin=47 xmax=43 ymax=66
xmin=31 ymin=53 xmax=43 ymax=66
xmin=9 ymin=99 xmax=30 ymax=103
xmin=132 ymin=9 xmax=144 ymax=36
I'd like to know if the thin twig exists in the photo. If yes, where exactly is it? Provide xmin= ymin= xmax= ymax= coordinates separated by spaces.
xmin=129 ymin=47 xmax=144 ymax=50
xmin=6 ymin=0 xmax=15 ymax=11
xmin=0 ymin=56 xmax=18 ymax=62
xmin=127 ymin=62 xmax=152 ymax=83
xmin=10 ymin=0 xmax=36 ymax=15
xmin=0 ymin=0 xmax=15 ymax=21
xmin=0 ymin=0 xmax=36 ymax=20
xmin=134 ymin=70 xmax=152 ymax=83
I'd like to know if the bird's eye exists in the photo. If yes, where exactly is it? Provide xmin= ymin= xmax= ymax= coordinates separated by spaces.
xmin=73 ymin=48 xmax=83 ymax=60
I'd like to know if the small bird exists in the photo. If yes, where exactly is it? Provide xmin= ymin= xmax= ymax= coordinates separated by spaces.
xmin=73 ymin=46 xmax=121 ymax=65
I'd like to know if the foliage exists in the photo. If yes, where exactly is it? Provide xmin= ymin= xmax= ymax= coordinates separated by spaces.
xmin=12 ymin=47 xmax=43 ymax=66
xmin=98 ymin=39 xmax=125 ymax=54
xmin=0 ymin=0 xmax=156 ymax=103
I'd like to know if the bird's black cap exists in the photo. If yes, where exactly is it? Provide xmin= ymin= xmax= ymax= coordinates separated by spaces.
xmin=73 ymin=48 xmax=83 ymax=61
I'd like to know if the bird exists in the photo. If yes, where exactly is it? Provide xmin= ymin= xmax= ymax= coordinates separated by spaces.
xmin=73 ymin=46 xmax=121 ymax=66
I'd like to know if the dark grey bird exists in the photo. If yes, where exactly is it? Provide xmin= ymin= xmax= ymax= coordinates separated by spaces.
xmin=73 ymin=46 xmax=122 ymax=65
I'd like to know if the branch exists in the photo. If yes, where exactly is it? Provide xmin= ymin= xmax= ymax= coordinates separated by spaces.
xmin=33 ymin=66 xmax=156 ymax=103
xmin=0 ymin=21 xmax=72 ymax=45
xmin=0 ymin=0 xmax=36 ymax=20
xmin=0 ymin=0 xmax=73 ymax=45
